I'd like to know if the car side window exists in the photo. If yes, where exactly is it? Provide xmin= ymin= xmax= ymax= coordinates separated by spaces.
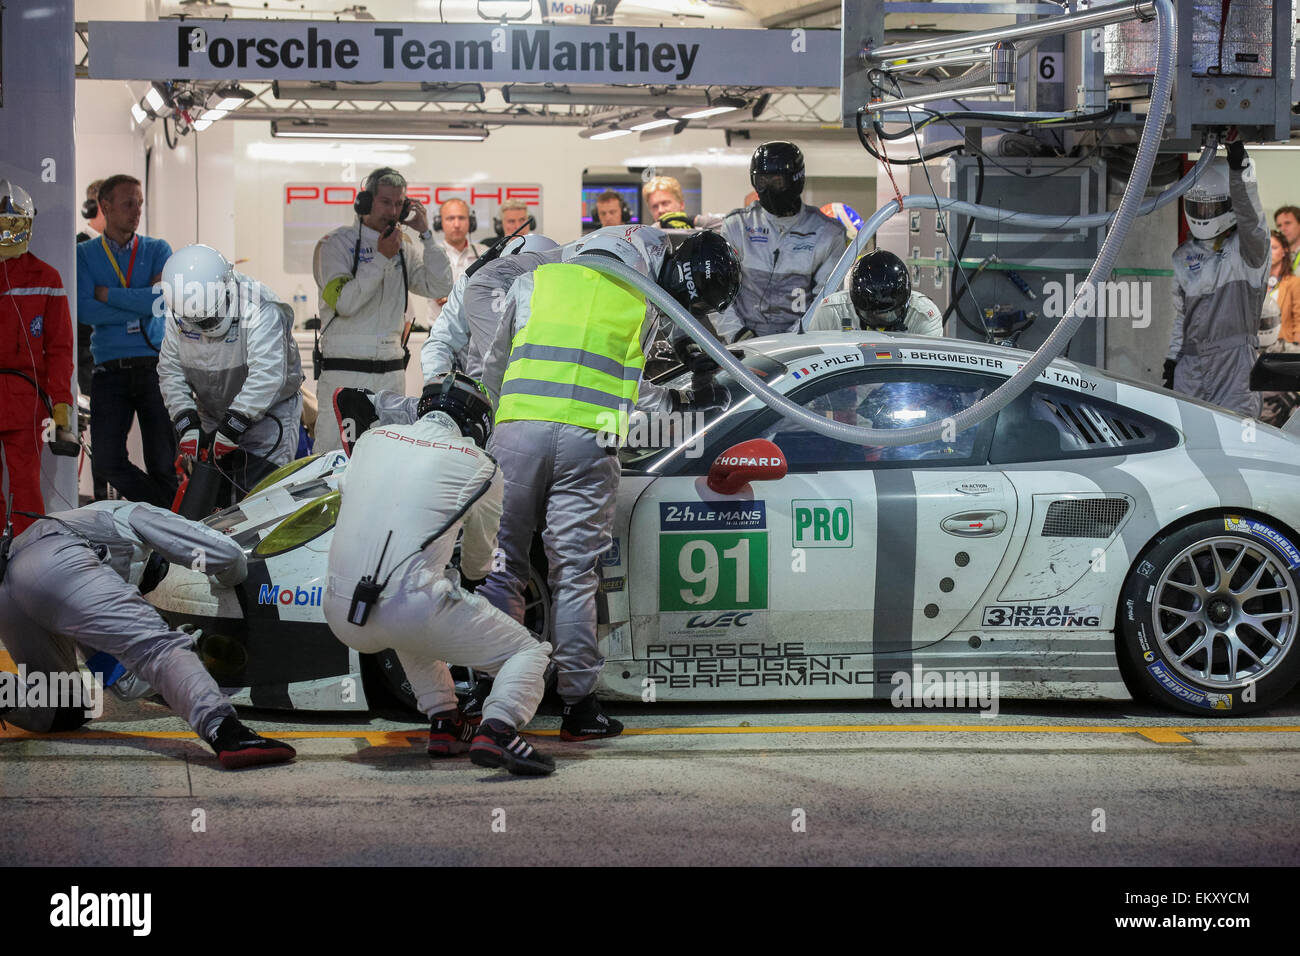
xmin=749 ymin=367 xmax=1000 ymax=472
xmin=989 ymin=383 xmax=1179 ymax=463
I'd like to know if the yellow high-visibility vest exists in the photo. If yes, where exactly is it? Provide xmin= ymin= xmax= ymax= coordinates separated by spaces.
xmin=497 ymin=263 xmax=648 ymax=439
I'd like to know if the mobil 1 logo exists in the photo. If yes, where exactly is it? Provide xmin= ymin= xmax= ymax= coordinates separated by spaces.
xmin=792 ymin=499 xmax=852 ymax=549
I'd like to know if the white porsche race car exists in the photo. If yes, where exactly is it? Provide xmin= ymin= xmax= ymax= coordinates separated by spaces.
xmin=148 ymin=332 xmax=1300 ymax=716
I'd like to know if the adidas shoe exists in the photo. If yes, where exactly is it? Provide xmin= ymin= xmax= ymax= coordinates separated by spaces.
xmin=560 ymin=694 xmax=624 ymax=742
xmin=457 ymin=676 xmax=493 ymax=726
xmin=469 ymin=719 xmax=555 ymax=776
xmin=426 ymin=709 xmax=475 ymax=757
xmin=207 ymin=716 xmax=296 ymax=770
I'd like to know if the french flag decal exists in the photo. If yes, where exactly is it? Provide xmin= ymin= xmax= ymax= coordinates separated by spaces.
xmin=791 ymin=367 xmax=812 ymax=380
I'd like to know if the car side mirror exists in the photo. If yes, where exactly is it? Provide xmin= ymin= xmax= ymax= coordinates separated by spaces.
xmin=1250 ymin=352 xmax=1300 ymax=392
xmin=707 ymin=439 xmax=788 ymax=495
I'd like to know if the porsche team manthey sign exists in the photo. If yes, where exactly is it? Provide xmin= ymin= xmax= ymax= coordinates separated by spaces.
xmin=87 ymin=21 xmax=841 ymax=87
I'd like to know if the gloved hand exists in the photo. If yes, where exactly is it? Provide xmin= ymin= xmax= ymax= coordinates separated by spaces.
xmin=173 ymin=408 xmax=201 ymax=458
xmin=1162 ymin=358 xmax=1177 ymax=390
xmin=671 ymin=381 xmax=730 ymax=414
xmin=1225 ymin=136 xmax=1247 ymax=171
xmin=214 ymin=409 xmax=253 ymax=458
xmin=48 ymin=402 xmax=79 ymax=456
xmin=657 ymin=211 xmax=693 ymax=230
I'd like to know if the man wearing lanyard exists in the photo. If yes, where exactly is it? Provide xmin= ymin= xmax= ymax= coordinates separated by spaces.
xmin=75 ymin=175 xmax=176 ymax=506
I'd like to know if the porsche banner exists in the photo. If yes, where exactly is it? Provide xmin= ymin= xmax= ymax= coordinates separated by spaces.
xmin=88 ymin=21 xmax=840 ymax=87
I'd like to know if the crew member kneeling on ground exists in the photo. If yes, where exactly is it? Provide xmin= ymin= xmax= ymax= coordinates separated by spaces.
xmin=0 ymin=500 xmax=295 ymax=768
xmin=158 ymin=244 xmax=304 ymax=479
xmin=805 ymin=250 xmax=943 ymax=335
xmin=322 ymin=374 xmax=555 ymax=776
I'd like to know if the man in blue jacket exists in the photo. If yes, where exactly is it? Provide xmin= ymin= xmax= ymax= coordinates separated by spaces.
xmin=75 ymin=175 xmax=176 ymax=506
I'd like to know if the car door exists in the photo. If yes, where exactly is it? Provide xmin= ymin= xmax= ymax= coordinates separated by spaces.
xmin=627 ymin=363 xmax=1020 ymax=676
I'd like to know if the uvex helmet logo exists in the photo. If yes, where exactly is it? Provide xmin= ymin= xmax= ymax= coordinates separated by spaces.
xmin=680 ymin=261 xmax=698 ymax=299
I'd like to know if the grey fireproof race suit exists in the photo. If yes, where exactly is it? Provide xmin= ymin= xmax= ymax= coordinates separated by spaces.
xmin=476 ymin=225 xmax=675 ymax=703
xmin=1166 ymin=165 xmax=1270 ymax=417
xmin=714 ymin=201 xmax=847 ymax=340
xmin=0 ymin=501 xmax=246 ymax=735
xmin=158 ymin=272 xmax=304 ymax=464
xmin=322 ymin=412 xmax=551 ymax=728
xmin=420 ymin=251 xmax=551 ymax=397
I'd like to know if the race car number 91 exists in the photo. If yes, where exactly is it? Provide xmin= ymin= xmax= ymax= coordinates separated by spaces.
xmin=659 ymin=532 xmax=769 ymax=612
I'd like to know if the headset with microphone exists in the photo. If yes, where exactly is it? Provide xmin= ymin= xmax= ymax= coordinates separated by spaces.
xmin=493 ymin=212 xmax=537 ymax=238
xmin=589 ymin=194 xmax=632 ymax=225
xmin=433 ymin=202 xmax=479 ymax=234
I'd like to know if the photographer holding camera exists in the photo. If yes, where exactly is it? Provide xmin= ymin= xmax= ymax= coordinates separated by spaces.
xmin=311 ymin=167 xmax=452 ymax=452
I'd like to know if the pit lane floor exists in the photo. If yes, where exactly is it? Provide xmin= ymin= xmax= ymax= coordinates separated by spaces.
xmin=4 ymin=670 xmax=1299 ymax=868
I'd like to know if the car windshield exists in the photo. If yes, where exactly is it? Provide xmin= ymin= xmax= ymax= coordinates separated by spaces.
xmin=620 ymin=350 xmax=786 ymax=471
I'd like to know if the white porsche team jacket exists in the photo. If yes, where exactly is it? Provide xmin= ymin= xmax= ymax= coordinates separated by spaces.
xmin=313 ymin=220 xmax=453 ymax=362
xmin=329 ymin=411 xmax=503 ymax=591
xmin=157 ymin=273 xmax=304 ymax=429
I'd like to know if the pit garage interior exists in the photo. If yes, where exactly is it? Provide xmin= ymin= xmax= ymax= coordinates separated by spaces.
xmin=2 ymin=0 xmax=1300 ymax=879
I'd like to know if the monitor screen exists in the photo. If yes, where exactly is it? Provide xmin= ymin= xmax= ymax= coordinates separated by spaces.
xmin=582 ymin=184 xmax=643 ymax=226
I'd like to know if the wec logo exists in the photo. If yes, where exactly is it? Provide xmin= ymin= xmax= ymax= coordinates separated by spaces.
xmin=258 ymin=584 xmax=323 ymax=607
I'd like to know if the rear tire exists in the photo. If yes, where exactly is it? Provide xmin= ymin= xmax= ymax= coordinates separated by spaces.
xmin=1117 ymin=516 xmax=1300 ymax=716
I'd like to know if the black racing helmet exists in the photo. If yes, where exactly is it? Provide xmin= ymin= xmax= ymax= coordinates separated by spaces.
xmin=417 ymin=372 xmax=495 ymax=448
xmin=658 ymin=230 xmax=742 ymax=317
xmin=750 ymin=141 xmax=806 ymax=217
xmin=850 ymin=250 xmax=911 ymax=331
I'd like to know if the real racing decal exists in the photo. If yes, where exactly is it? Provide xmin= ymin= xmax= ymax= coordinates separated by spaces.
xmin=1147 ymin=660 xmax=1232 ymax=710
xmin=1224 ymin=515 xmax=1300 ymax=569
xmin=981 ymin=603 xmax=1102 ymax=628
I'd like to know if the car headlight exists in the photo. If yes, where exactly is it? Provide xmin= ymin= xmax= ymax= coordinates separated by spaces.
xmin=248 ymin=453 xmax=324 ymax=496
xmin=253 ymin=491 xmax=341 ymax=558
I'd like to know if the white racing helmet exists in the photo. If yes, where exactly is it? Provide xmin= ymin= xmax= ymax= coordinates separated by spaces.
xmin=1184 ymin=159 xmax=1248 ymax=242
xmin=502 ymin=233 xmax=559 ymax=256
xmin=0 ymin=179 xmax=35 ymax=259
xmin=160 ymin=243 xmax=240 ymax=338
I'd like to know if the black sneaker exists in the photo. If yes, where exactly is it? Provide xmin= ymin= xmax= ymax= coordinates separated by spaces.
xmin=426 ymin=709 xmax=475 ymax=757
xmin=207 ymin=716 xmax=296 ymax=770
xmin=469 ymin=719 xmax=555 ymax=776
xmin=560 ymin=694 xmax=624 ymax=742
xmin=457 ymin=677 xmax=493 ymax=726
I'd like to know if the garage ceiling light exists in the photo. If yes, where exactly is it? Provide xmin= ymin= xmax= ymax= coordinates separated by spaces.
xmin=144 ymin=85 xmax=168 ymax=114
xmin=211 ymin=86 xmax=255 ymax=112
xmin=678 ymin=96 xmax=746 ymax=119
xmin=272 ymin=81 xmax=487 ymax=104
xmin=503 ymin=85 xmax=715 ymax=109
xmin=271 ymin=120 xmax=488 ymax=141
xmin=629 ymin=115 xmax=678 ymax=132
